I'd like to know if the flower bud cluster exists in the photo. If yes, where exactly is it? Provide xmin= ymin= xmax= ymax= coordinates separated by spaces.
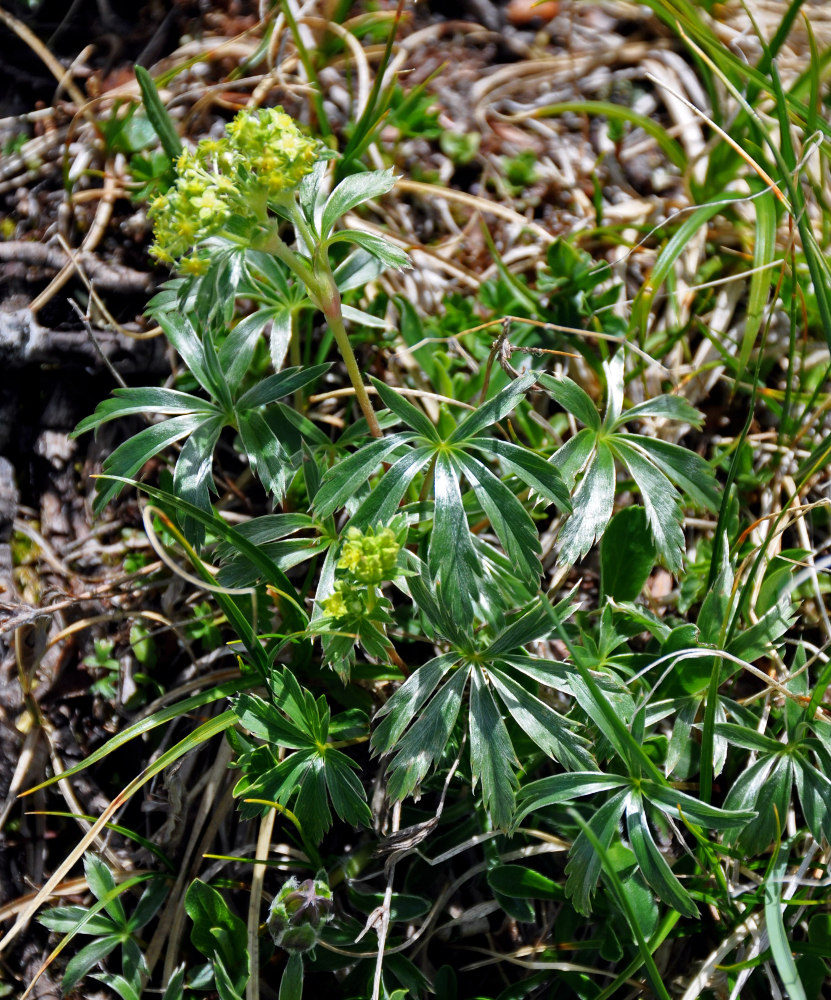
xmin=267 ymin=877 xmax=334 ymax=953
xmin=337 ymin=526 xmax=400 ymax=585
xmin=149 ymin=107 xmax=320 ymax=268
xmin=321 ymin=526 xmax=401 ymax=619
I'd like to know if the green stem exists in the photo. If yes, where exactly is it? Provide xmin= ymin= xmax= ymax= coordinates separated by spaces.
xmin=317 ymin=270 xmax=382 ymax=439
xmin=257 ymin=215 xmax=381 ymax=438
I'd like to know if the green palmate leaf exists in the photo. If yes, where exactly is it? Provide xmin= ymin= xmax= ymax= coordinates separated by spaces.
xmin=617 ymin=395 xmax=704 ymax=428
xmin=286 ymin=755 xmax=333 ymax=843
xmin=84 ymin=853 xmax=127 ymax=925
xmin=429 ymin=452 xmax=479 ymax=625
xmin=73 ymin=387 xmax=214 ymax=435
xmin=341 ymin=304 xmax=391 ymax=328
xmin=602 ymin=353 xmax=625 ymax=427
xmin=236 ymin=410 xmax=290 ymax=498
xmin=600 ymin=506 xmax=657 ymax=602
xmin=372 ymin=653 xmax=459 ymax=754
xmin=469 ymin=669 xmax=518 ymax=830
xmin=456 ymin=452 xmax=542 ymax=587
xmin=723 ymin=756 xmax=792 ymax=855
xmin=713 ymin=722 xmax=783 ymax=755
xmin=269 ymin=310 xmax=293 ymax=369
xmin=63 ymin=936 xmax=121 ymax=991
xmin=371 ymin=377 xmax=440 ymax=441
xmin=385 ymin=666 xmax=469 ymax=802
xmin=487 ymin=665 xmax=593 ymax=771
xmin=794 ymin=762 xmax=831 ymax=844
xmin=513 ymin=772 xmax=629 ymax=828
xmin=96 ymin=413 xmax=209 ymax=512
xmin=449 ymin=372 xmax=537 ymax=443
xmin=553 ymin=429 xmax=595 ymax=494
xmin=625 ymin=795 xmax=697 ymax=918
xmin=324 ymin=751 xmax=373 ymax=829
xmin=314 ymin=433 xmax=415 ymax=518
xmin=610 ymin=439 xmax=684 ymax=572
xmin=536 ymin=372 xmax=601 ymax=430
xmin=320 ymin=167 xmax=398 ymax=238
xmin=234 ymin=692 xmax=313 ymax=750
xmin=617 ymin=435 xmax=720 ymax=512
xmin=128 ymin=878 xmax=169 ymax=931
xmin=641 ymin=780 xmax=755 ymax=828
xmin=173 ymin=417 xmax=223 ymax=542
xmin=328 ymin=229 xmax=411 ymax=270
xmin=334 ymin=246 xmax=386 ymax=292
xmin=487 ymin=599 xmax=557 ymax=656
xmin=472 ymin=437 xmax=571 ymax=510
xmin=565 ymin=790 xmax=629 ymax=915
xmin=236 ymin=364 xmax=330 ymax=410
xmin=157 ymin=311 xmax=228 ymax=404
xmin=557 ymin=440 xmax=615 ymax=564
xmin=92 ymin=972 xmax=141 ymax=1000
xmin=349 ymin=445 xmax=434 ymax=530
xmin=39 ymin=906 xmax=116 ymax=936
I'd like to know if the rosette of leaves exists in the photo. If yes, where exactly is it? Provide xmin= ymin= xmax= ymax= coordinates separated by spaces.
xmin=540 ymin=353 xmax=719 ymax=571
xmin=73 ymin=312 xmax=329 ymax=524
xmin=38 ymin=854 xmax=168 ymax=998
xmin=372 ymin=570 xmax=594 ymax=830
xmin=230 ymin=666 xmax=372 ymax=845
xmin=313 ymin=371 xmax=571 ymax=626
xmin=512 ymin=664 xmax=756 ymax=917
xmin=715 ymin=646 xmax=831 ymax=854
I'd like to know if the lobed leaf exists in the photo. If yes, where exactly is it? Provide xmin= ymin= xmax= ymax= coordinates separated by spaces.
xmin=469 ymin=670 xmax=518 ymax=830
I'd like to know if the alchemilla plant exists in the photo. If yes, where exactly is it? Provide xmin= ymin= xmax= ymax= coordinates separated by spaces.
xmin=26 ymin=21 xmax=831 ymax=998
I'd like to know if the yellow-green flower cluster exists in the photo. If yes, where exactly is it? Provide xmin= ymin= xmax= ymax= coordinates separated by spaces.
xmin=321 ymin=526 xmax=401 ymax=619
xmin=337 ymin=525 xmax=400 ymax=585
xmin=148 ymin=107 xmax=320 ymax=267
xmin=226 ymin=107 xmax=319 ymax=199
xmin=321 ymin=580 xmax=366 ymax=620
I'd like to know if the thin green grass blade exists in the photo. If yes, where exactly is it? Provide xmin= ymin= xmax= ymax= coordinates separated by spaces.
xmin=736 ymin=180 xmax=778 ymax=382
xmin=22 ymin=679 xmax=247 ymax=795
xmin=523 ymin=101 xmax=686 ymax=169
xmin=98 ymin=476 xmax=307 ymax=623
xmin=134 ymin=65 xmax=182 ymax=160
xmin=765 ymin=846 xmax=807 ymax=1000
xmin=28 ymin=812 xmax=175 ymax=872
xmin=566 ymin=808 xmax=673 ymax=1000
xmin=630 ymin=195 xmax=736 ymax=339
xmin=278 ymin=0 xmax=330 ymax=137
xmin=337 ymin=0 xmax=405 ymax=175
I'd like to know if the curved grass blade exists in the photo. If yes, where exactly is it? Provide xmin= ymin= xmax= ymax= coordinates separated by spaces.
xmin=3 ymin=711 xmax=237 ymax=960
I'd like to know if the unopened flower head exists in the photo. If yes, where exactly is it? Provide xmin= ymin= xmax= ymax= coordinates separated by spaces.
xmin=337 ymin=525 xmax=400 ymax=585
xmin=149 ymin=107 xmax=321 ymax=265
xmin=267 ymin=877 xmax=334 ymax=953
